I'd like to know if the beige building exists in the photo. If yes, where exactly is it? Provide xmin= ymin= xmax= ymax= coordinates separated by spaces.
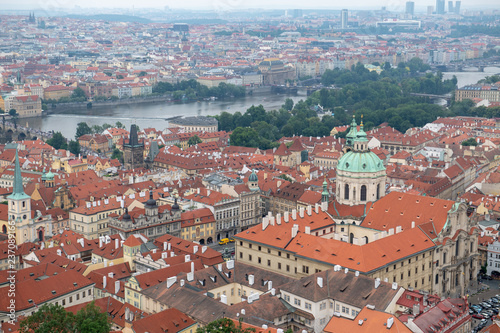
xmin=7 ymin=95 xmax=42 ymax=118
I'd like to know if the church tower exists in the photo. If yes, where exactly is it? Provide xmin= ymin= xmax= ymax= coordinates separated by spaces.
xmin=247 ymin=170 xmax=260 ymax=192
xmin=123 ymin=124 xmax=144 ymax=170
xmin=8 ymin=150 xmax=32 ymax=244
xmin=336 ymin=116 xmax=386 ymax=206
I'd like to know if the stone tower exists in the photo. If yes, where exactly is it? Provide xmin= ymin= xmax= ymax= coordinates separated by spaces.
xmin=123 ymin=124 xmax=144 ymax=170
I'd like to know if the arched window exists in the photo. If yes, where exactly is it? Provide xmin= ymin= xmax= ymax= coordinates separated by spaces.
xmin=344 ymin=184 xmax=349 ymax=200
xmin=2 ymin=225 xmax=6 ymax=234
xmin=377 ymin=184 xmax=380 ymax=200
xmin=360 ymin=185 xmax=367 ymax=201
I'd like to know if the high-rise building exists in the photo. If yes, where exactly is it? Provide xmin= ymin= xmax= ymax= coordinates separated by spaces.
xmin=448 ymin=1 xmax=454 ymax=13
xmin=436 ymin=0 xmax=445 ymax=14
xmin=341 ymin=9 xmax=348 ymax=29
xmin=455 ymin=1 xmax=461 ymax=13
xmin=427 ymin=5 xmax=434 ymax=14
xmin=405 ymin=1 xmax=415 ymax=16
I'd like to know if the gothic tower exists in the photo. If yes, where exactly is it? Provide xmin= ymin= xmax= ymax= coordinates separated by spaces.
xmin=123 ymin=124 xmax=144 ymax=170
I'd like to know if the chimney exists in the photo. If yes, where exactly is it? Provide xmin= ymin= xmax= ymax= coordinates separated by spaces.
xmin=344 ymin=268 xmax=348 ymax=274
xmin=168 ymin=243 xmax=171 ymax=250
xmin=185 ymin=254 xmax=191 ymax=262
xmin=226 ymin=260 xmax=234 ymax=270
xmin=375 ymin=278 xmax=380 ymax=289
xmin=276 ymin=213 xmax=281 ymax=225
xmin=396 ymin=226 xmax=402 ymax=233
xmin=305 ymin=226 xmax=310 ymax=234
xmin=202 ymin=246 xmax=207 ymax=253
xmin=248 ymin=274 xmax=254 ymax=285
xmin=163 ymin=242 xmax=167 ymax=251
xmin=355 ymin=271 xmax=359 ymax=277
xmin=108 ymin=272 xmax=113 ymax=278
xmin=306 ymin=205 xmax=312 ymax=216
xmin=193 ymin=245 xmax=198 ymax=254
xmin=317 ymin=277 xmax=323 ymax=288
xmin=321 ymin=201 xmax=328 ymax=211
xmin=299 ymin=207 xmax=304 ymax=218
xmin=99 ymin=238 xmax=103 ymax=248
xmin=167 ymin=276 xmax=177 ymax=289
xmin=180 ymin=279 xmax=185 ymax=287
xmin=315 ymin=203 xmax=319 ymax=214
xmin=268 ymin=280 xmax=273 ymax=290
xmin=388 ymin=228 xmax=394 ymax=235
xmin=187 ymin=272 xmax=194 ymax=282
xmin=392 ymin=282 xmax=398 ymax=290
xmin=269 ymin=216 xmax=275 ymax=226
xmin=291 ymin=224 xmax=299 ymax=238
xmin=262 ymin=217 xmax=269 ymax=230
xmin=57 ymin=249 xmax=62 ymax=256
xmin=334 ymin=265 xmax=341 ymax=271
xmin=284 ymin=211 xmax=289 ymax=223
xmin=191 ymin=261 xmax=195 ymax=273
xmin=411 ymin=221 xmax=415 ymax=228
xmin=161 ymin=252 xmax=168 ymax=259
xmin=103 ymin=275 xmax=107 ymax=289
xmin=413 ymin=304 xmax=420 ymax=316
xmin=292 ymin=209 xmax=297 ymax=220
xmin=115 ymin=280 xmax=120 ymax=294
xmin=387 ymin=317 xmax=394 ymax=329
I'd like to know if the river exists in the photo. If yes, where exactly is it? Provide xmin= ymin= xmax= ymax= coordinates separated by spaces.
xmin=23 ymin=66 xmax=500 ymax=139
xmin=24 ymin=93 xmax=305 ymax=139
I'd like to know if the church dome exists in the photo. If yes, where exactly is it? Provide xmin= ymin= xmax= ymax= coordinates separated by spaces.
xmin=46 ymin=170 xmax=54 ymax=180
xmin=145 ymin=190 xmax=156 ymax=207
xmin=248 ymin=170 xmax=258 ymax=182
xmin=337 ymin=150 xmax=385 ymax=173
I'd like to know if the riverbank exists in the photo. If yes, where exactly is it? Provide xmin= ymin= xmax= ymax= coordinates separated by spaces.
xmin=45 ymin=86 xmax=274 ymax=113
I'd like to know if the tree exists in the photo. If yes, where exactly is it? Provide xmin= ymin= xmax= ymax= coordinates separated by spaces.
xmin=230 ymin=127 xmax=260 ymax=148
xmin=75 ymin=122 xmax=92 ymax=139
xmin=19 ymin=302 xmax=110 ymax=333
xmin=19 ymin=303 xmax=75 ymax=333
xmin=73 ymin=301 xmax=111 ymax=333
xmin=9 ymin=109 xmax=17 ymax=116
xmin=68 ymin=140 xmax=80 ymax=155
xmin=187 ymin=135 xmax=202 ymax=146
xmin=461 ymin=138 xmax=478 ymax=146
xmin=283 ymin=98 xmax=294 ymax=111
xmin=71 ymin=87 xmax=87 ymax=100
xmin=138 ymin=71 xmax=147 ymax=77
xmin=46 ymin=132 xmax=68 ymax=150
xmin=111 ymin=148 xmax=123 ymax=161
xmin=115 ymin=121 xmax=125 ymax=129
xmin=196 ymin=318 xmax=255 ymax=333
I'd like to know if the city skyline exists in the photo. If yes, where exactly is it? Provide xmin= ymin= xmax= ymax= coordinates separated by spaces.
xmin=4 ymin=0 xmax=500 ymax=10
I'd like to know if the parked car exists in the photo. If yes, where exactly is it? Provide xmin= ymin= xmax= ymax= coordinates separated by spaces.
xmin=473 ymin=314 xmax=485 ymax=319
xmin=480 ymin=312 xmax=491 ymax=319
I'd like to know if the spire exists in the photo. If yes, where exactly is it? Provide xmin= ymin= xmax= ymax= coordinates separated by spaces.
xmin=9 ymin=150 xmax=30 ymax=200
xmin=127 ymin=124 xmax=141 ymax=147
xmin=345 ymin=114 xmax=358 ymax=147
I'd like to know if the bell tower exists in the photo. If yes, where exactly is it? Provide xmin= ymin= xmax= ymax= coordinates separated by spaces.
xmin=8 ymin=150 xmax=32 ymax=244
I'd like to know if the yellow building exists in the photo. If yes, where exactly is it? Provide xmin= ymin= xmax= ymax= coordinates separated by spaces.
xmin=180 ymin=208 xmax=216 ymax=244
xmin=9 ymin=95 xmax=42 ymax=118
xmin=43 ymin=85 xmax=73 ymax=100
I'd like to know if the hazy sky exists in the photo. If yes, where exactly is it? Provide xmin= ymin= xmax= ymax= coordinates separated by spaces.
xmin=5 ymin=0 xmax=500 ymax=11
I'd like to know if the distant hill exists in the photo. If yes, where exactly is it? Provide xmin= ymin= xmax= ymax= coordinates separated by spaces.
xmin=65 ymin=14 xmax=151 ymax=23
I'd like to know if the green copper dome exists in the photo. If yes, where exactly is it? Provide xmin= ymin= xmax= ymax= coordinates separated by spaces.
xmin=337 ymin=151 xmax=385 ymax=173
xmin=46 ymin=170 xmax=54 ymax=180
xmin=249 ymin=170 xmax=258 ymax=182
